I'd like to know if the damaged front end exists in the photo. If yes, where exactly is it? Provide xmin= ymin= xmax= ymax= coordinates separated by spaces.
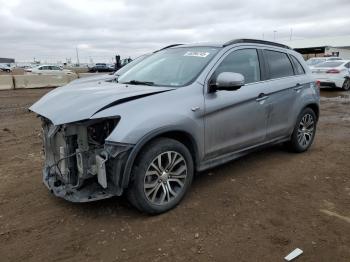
xmin=41 ymin=117 xmax=132 ymax=202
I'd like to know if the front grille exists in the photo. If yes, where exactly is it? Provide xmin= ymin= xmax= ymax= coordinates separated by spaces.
xmin=43 ymin=124 xmax=78 ymax=185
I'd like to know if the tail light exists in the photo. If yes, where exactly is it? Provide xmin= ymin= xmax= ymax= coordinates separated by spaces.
xmin=326 ymin=69 xmax=340 ymax=74
xmin=316 ymin=81 xmax=321 ymax=88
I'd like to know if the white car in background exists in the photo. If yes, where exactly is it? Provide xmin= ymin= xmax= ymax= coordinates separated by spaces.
xmin=0 ymin=64 xmax=13 ymax=72
xmin=29 ymin=65 xmax=74 ymax=75
xmin=306 ymin=57 xmax=342 ymax=69
xmin=312 ymin=60 xmax=350 ymax=90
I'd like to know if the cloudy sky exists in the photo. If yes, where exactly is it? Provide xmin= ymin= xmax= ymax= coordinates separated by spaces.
xmin=1 ymin=0 xmax=350 ymax=63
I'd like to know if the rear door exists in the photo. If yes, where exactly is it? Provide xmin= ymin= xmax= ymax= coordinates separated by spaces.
xmin=50 ymin=66 xmax=62 ymax=75
xmin=262 ymin=49 xmax=306 ymax=139
xmin=37 ymin=66 xmax=49 ymax=75
xmin=42 ymin=66 xmax=52 ymax=75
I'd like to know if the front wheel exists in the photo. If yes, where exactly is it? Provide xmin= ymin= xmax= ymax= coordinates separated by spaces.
xmin=127 ymin=138 xmax=194 ymax=214
xmin=286 ymin=108 xmax=317 ymax=153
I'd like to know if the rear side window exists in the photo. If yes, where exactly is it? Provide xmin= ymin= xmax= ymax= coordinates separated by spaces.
xmin=264 ymin=50 xmax=294 ymax=79
xmin=290 ymin=55 xmax=305 ymax=75
xmin=214 ymin=49 xmax=261 ymax=84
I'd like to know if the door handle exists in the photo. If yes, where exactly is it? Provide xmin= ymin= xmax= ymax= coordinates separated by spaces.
xmin=293 ymin=83 xmax=303 ymax=91
xmin=256 ymin=93 xmax=269 ymax=102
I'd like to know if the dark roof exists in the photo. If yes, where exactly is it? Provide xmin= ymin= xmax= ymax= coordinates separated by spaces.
xmin=165 ymin=39 xmax=291 ymax=50
xmin=0 ymin=58 xmax=15 ymax=63
xmin=155 ymin=44 xmax=184 ymax=52
xmin=223 ymin=39 xmax=291 ymax=49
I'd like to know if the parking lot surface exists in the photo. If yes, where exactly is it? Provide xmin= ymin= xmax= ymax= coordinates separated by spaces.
xmin=0 ymin=88 xmax=349 ymax=261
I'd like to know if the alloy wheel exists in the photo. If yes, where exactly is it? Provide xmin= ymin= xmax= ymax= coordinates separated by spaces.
xmin=297 ymin=113 xmax=315 ymax=148
xmin=144 ymin=151 xmax=187 ymax=205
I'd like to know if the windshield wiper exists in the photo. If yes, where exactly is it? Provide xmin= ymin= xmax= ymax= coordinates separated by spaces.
xmin=122 ymin=80 xmax=155 ymax=86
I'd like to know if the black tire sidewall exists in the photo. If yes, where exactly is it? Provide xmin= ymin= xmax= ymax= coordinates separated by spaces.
xmin=343 ymin=79 xmax=350 ymax=91
xmin=128 ymin=138 xmax=194 ymax=214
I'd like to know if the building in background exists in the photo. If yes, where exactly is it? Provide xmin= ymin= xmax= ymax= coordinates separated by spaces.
xmin=0 ymin=57 xmax=15 ymax=64
xmin=282 ymin=35 xmax=350 ymax=60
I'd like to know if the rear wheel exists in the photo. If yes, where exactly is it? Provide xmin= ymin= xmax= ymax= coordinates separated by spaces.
xmin=127 ymin=138 xmax=194 ymax=214
xmin=286 ymin=108 xmax=317 ymax=153
xmin=342 ymin=78 xmax=350 ymax=91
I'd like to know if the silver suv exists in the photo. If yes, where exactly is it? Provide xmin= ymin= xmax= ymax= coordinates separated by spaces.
xmin=30 ymin=39 xmax=320 ymax=214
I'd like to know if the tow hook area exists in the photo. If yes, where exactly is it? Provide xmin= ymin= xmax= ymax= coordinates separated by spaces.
xmin=96 ymin=151 xmax=108 ymax=189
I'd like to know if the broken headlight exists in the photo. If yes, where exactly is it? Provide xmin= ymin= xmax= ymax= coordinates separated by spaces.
xmin=87 ymin=118 xmax=119 ymax=147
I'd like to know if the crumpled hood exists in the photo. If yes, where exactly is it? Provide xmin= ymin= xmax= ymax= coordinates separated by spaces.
xmin=29 ymin=81 xmax=173 ymax=125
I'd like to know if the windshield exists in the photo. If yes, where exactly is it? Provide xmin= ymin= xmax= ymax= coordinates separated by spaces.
xmin=306 ymin=58 xmax=326 ymax=66
xmin=118 ymin=47 xmax=220 ymax=87
xmin=314 ymin=61 xmax=343 ymax=68
xmin=114 ymin=54 xmax=150 ymax=76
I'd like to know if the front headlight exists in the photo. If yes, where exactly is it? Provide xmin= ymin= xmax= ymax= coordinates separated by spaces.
xmin=87 ymin=118 xmax=119 ymax=146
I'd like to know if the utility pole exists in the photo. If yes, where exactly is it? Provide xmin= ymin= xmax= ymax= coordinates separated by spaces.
xmin=273 ymin=30 xmax=277 ymax=41
xmin=290 ymin=28 xmax=293 ymax=41
xmin=76 ymin=47 xmax=80 ymax=66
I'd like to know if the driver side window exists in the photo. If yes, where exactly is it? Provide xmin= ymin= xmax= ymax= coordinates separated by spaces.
xmin=213 ymin=49 xmax=261 ymax=84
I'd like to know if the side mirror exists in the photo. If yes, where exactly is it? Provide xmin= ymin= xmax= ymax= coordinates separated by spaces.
xmin=210 ymin=72 xmax=245 ymax=92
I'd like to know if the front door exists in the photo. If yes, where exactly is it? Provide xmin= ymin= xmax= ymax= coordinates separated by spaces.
xmin=204 ymin=48 xmax=268 ymax=159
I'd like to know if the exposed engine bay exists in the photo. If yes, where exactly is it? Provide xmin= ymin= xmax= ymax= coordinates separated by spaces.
xmin=41 ymin=117 xmax=132 ymax=202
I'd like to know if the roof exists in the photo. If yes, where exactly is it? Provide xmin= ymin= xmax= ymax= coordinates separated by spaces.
xmin=281 ymin=35 xmax=350 ymax=49
xmin=173 ymin=42 xmax=223 ymax=48
xmin=171 ymin=39 xmax=291 ymax=49
xmin=223 ymin=39 xmax=290 ymax=49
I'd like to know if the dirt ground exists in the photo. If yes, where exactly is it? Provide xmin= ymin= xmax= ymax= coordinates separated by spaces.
xmin=0 ymin=87 xmax=349 ymax=262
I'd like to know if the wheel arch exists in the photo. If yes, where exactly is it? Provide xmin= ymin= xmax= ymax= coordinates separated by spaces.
xmin=121 ymin=128 xmax=199 ymax=189
xmin=304 ymin=103 xmax=320 ymax=121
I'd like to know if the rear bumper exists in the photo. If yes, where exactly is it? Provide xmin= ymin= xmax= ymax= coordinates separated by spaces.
xmin=314 ymin=75 xmax=345 ymax=88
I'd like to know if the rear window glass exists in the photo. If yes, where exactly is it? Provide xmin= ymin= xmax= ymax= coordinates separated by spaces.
xmin=307 ymin=59 xmax=326 ymax=66
xmin=315 ymin=62 xmax=343 ymax=68
xmin=264 ymin=50 xmax=294 ymax=79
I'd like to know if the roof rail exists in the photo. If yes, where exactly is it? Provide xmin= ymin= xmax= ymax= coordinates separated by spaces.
xmin=223 ymin=39 xmax=291 ymax=49
xmin=154 ymin=44 xmax=183 ymax=53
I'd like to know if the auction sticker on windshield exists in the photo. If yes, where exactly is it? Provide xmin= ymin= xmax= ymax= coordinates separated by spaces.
xmin=184 ymin=51 xmax=210 ymax=58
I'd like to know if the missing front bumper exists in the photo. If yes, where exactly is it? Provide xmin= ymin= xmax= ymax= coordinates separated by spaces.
xmin=43 ymin=168 xmax=117 ymax=202
xmin=42 ymin=143 xmax=132 ymax=203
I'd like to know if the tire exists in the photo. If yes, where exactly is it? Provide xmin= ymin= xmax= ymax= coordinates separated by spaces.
xmin=286 ymin=108 xmax=317 ymax=153
xmin=342 ymin=78 xmax=350 ymax=91
xmin=127 ymin=138 xmax=194 ymax=214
